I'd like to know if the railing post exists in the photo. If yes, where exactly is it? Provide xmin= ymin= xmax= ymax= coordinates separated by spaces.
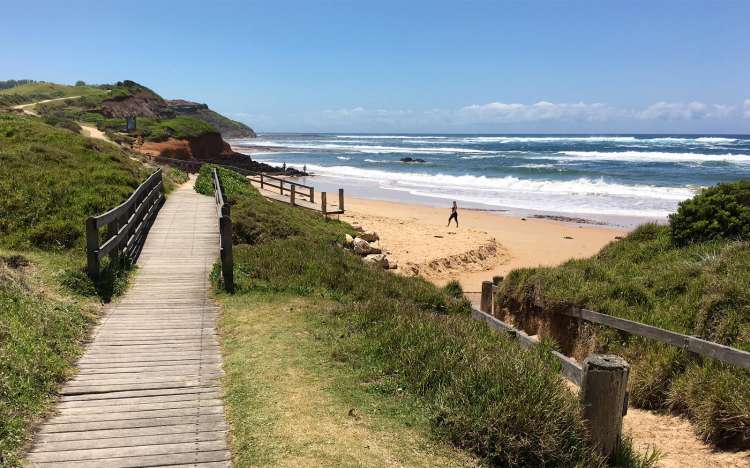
xmin=338 ymin=188 xmax=344 ymax=211
xmin=321 ymin=192 xmax=327 ymax=215
xmin=86 ymin=217 xmax=100 ymax=279
xmin=581 ymin=355 xmax=629 ymax=459
xmin=220 ymin=216 xmax=234 ymax=292
xmin=310 ymin=187 xmax=315 ymax=203
xmin=280 ymin=179 xmax=284 ymax=195
xmin=481 ymin=280 xmax=493 ymax=313
xmin=260 ymin=173 xmax=264 ymax=189
xmin=290 ymin=185 xmax=296 ymax=206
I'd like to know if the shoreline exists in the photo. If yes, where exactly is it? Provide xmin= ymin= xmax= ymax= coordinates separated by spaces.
xmin=339 ymin=196 xmax=627 ymax=292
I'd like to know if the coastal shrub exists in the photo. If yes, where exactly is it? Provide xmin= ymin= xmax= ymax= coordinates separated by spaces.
xmin=669 ymin=180 xmax=750 ymax=245
xmin=443 ymin=279 xmax=463 ymax=298
xmin=202 ymin=168 xmax=650 ymax=466
xmin=497 ymin=214 xmax=750 ymax=446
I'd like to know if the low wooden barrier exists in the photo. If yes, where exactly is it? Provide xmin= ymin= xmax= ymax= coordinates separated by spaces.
xmin=212 ymin=168 xmax=234 ymax=292
xmin=483 ymin=282 xmax=750 ymax=371
xmin=86 ymin=170 xmax=164 ymax=278
xmin=471 ymin=305 xmax=628 ymax=457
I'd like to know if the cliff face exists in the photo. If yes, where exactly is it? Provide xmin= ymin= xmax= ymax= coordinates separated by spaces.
xmin=166 ymin=100 xmax=256 ymax=139
xmin=139 ymin=132 xmax=230 ymax=160
xmin=101 ymin=82 xmax=174 ymax=119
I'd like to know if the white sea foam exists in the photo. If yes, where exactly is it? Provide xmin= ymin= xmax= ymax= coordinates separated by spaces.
xmin=335 ymin=135 xmax=447 ymax=139
xmin=336 ymin=156 xmax=351 ymax=160
xmin=557 ymin=151 xmax=750 ymax=164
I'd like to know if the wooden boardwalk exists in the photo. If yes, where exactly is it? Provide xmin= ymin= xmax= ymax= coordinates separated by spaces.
xmin=26 ymin=180 xmax=230 ymax=467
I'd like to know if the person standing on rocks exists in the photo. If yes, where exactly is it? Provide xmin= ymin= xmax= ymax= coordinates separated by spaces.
xmin=447 ymin=201 xmax=459 ymax=228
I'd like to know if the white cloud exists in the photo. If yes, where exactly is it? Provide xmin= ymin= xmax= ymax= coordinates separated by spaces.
xmin=638 ymin=101 xmax=736 ymax=120
xmin=458 ymin=101 xmax=622 ymax=122
xmin=272 ymin=99 xmax=749 ymax=132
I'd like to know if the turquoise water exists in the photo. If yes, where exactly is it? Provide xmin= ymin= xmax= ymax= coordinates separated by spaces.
xmin=231 ymin=134 xmax=750 ymax=219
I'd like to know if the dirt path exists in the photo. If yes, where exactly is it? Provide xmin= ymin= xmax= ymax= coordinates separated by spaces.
xmin=79 ymin=123 xmax=114 ymax=144
xmin=624 ymin=409 xmax=749 ymax=467
xmin=12 ymin=95 xmax=82 ymax=116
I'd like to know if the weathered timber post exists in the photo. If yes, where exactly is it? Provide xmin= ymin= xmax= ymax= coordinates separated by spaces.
xmin=290 ymin=185 xmax=296 ymax=206
xmin=321 ymin=192 xmax=327 ymax=215
xmin=86 ymin=217 xmax=99 ymax=278
xmin=280 ymin=179 xmax=284 ymax=195
xmin=338 ymin=188 xmax=344 ymax=211
xmin=480 ymin=280 xmax=493 ymax=313
xmin=219 ymin=215 xmax=234 ymax=292
xmin=581 ymin=354 xmax=629 ymax=459
xmin=310 ymin=187 xmax=315 ymax=203
xmin=260 ymin=173 xmax=264 ymax=189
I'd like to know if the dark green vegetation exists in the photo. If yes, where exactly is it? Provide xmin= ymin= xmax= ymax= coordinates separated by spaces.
xmin=499 ymin=212 xmax=750 ymax=447
xmin=669 ymin=180 xmax=750 ymax=245
xmin=0 ymin=113 xmax=187 ymax=466
xmin=167 ymin=99 xmax=256 ymax=138
xmin=200 ymin=167 xmax=654 ymax=467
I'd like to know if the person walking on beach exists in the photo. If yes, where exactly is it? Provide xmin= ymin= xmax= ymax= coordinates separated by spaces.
xmin=448 ymin=201 xmax=459 ymax=228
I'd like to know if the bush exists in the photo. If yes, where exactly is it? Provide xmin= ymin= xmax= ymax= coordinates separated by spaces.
xmin=443 ymin=279 xmax=463 ymax=298
xmin=670 ymin=180 xmax=750 ymax=245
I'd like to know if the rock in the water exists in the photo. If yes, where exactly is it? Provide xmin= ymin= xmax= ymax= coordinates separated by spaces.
xmin=400 ymin=157 xmax=426 ymax=163
xmin=359 ymin=231 xmax=379 ymax=242
xmin=364 ymin=253 xmax=389 ymax=268
xmin=344 ymin=234 xmax=354 ymax=247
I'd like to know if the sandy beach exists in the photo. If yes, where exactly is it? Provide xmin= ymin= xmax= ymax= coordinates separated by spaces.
xmin=340 ymin=197 xmax=627 ymax=292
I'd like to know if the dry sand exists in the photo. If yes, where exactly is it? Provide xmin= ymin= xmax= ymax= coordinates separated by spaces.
xmin=341 ymin=197 xmax=625 ymax=292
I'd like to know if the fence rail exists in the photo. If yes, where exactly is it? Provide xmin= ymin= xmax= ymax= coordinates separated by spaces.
xmin=153 ymin=157 xmax=345 ymax=214
xmin=485 ymin=283 xmax=750 ymax=370
xmin=86 ymin=170 xmax=164 ymax=278
xmin=212 ymin=168 xmax=234 ymax=292
xmin=471 ymin=302 xmax=628 ymax=457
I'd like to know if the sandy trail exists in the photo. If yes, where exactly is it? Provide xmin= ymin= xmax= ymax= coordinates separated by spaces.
xmin=79 ymin=123 xmax=113 ymax=143
xmin=342 ymin=196 xmax=750 ymax=467
xmin=12 ymin=95 xmax=81 ymax=116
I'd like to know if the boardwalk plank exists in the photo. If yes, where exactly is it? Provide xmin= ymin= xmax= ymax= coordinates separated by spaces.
xmin=26 ymin=180 xmax=229 ymax=464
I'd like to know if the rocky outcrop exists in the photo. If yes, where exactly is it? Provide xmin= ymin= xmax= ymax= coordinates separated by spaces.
xmin=101 ymin=82 xmax=173 ymax=119
xmin=166 ymin=99 xmax=256 ymax=139
xmin=353 ymin=237 xmax=381 ymax=256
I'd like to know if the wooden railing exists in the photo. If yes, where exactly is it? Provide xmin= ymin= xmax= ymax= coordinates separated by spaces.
xmin=86 ymin=170 xmax=164 ymax=278
xmin=212 ymin=168 xmax=234 ymax=292
xmin=482 ymin=282 xmax=750 ymax=371
xmin=473 ymin=289 xmax=629 ymax=458
xmin=475 ymin=277 xmax=750 ymax=457
xmin=151 ymin=157 xmax=345 ymax=214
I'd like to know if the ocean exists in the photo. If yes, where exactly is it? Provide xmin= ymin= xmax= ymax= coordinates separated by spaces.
xmin=229 ymin=134 xmax=750 ymax=224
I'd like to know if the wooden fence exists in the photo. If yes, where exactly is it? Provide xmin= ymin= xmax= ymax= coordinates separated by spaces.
xmin=212 ymin=168 xmax=234 ymax=292
xmin=153 ymin=157 xmax=345 ymax=215
xmin=482 ymin=282 xmax=750 ymax=371
xmin=86 ymin=169 xmax=164 ymax=278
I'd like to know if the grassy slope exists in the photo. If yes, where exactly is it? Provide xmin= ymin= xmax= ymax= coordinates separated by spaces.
xmin=198 ymin=166 xmax=654 ymax=467
xmin=498 ymin=223 xmax=750 ymax=447
xmin=0 ymin=113 xmax=187 ymax=465
xmin=0 ymin=82 xmax=107 ymax=107
xmin=219 ymin=292 xmax=477 ymax=467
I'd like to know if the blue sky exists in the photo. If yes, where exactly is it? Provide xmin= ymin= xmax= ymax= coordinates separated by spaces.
xmin=2 ymin=0 xmax=749 ymax=133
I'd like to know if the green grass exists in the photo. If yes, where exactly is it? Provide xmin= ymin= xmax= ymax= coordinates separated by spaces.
xmin=497 ymin=223 xmax=750 ymax=448
xmin=199 ymin=167 xmax=656 ymax=466
xmin=0 ymin=113 xmax=189 ymax=465
xmin=0 ymin=82 xmax=107 ymax=107
xmin=218 ymin=292 xmax=478 ymax=467
xmin=135 ymin=116 xmax=218 ymax=142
